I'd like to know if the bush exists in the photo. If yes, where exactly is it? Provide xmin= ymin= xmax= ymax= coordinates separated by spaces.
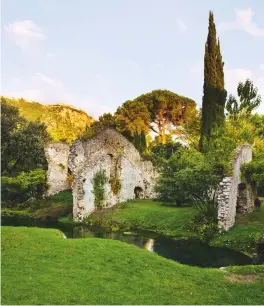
xmin=242 ymin=158 xmax=264 ymax=196
xmin=155 ymin=147 xmax=222 ymax=205
xmin=188 ymin=201 xmax=218 ymax=242
xmin=1 ymin=169 xmax=47 ymax=207
xmin=92 ymin=169 xmax=108 ymax=209
xmin=199 ymin=223 xmax=219 ymax=243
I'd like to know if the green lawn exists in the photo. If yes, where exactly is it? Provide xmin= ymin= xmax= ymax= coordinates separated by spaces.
xmin=87 ymin=200 xmax=197 ymax=238
xmin=2 ymin=226 xmax=264 ymax=305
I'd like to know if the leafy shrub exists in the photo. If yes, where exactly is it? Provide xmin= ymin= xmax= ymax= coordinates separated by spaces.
xmin=242 ymin=158 xmax=264 ymax=196
xmin=1 ymin=169 xmax=47 ymax=207
xmin=193 ymin=200 xmax=218 ymax=224
xmin=188 ymin=201 xmax=218 ymax=242
xmin=155 ymin=147 xmax=222 ymax=206
xmin=92 ymin=169 xmax=108 ymax=209
xmin=199 ymin=223 xmax=219 ymax=243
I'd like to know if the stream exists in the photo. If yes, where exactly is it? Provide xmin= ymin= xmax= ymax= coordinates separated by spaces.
xmin=2 ymin=218 xmax=253 ymax=268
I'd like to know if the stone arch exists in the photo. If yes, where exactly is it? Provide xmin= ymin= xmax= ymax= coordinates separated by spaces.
xmin=134 ymin=186 xmax=143 ymax=199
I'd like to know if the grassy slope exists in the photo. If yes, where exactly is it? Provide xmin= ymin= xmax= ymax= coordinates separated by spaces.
xmin=2 ymin=226 xmax=264 ymax=305
xmin=88 ymin=200 xmax=196 ymax=238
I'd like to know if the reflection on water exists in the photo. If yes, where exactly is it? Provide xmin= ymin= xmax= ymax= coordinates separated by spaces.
xmin=144 ymin=239 xmax=154 ymax=252
xmin=2 ymin=218 xmax=254 ymax=268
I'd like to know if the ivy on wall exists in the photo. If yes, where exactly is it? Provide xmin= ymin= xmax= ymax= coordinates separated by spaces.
xmin=92 ymin=169 xmax=107 ymax=209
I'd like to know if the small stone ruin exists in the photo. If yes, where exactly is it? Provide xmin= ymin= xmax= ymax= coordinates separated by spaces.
xmin=44 ymin=129 xmax=157 ymax=221
xmin=217 ymin=145 xmax=256 ymax=231
xmin=67 ymin=129 xmax=158 ymax=221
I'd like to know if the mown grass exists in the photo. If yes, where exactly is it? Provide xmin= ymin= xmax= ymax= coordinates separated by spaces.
xmin=87 ymin=200 xmax=197 ymax=238
xmin=2 ymin=226 xmax=264 ymax=305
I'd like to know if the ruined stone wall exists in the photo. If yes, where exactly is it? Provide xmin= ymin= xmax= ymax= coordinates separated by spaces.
xmin=217 ymin=145 xmax=253 ymax=231
xmin=44 ymin=143 xmax=71 ymax=195
xmin=68 ymin=129 xmax=158 ymax=221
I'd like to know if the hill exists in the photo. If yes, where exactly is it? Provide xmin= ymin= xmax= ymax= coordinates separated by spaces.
xmin=2 ymin=96 xmax=94 ymax=144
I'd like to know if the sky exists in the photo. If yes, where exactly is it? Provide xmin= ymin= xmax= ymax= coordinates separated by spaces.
xmin=1 ymin=0 xmax=264 ymax=118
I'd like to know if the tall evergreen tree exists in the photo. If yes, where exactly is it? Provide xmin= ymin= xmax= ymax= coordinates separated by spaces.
xmin=200 ymin=11 xmax=227 ymax=151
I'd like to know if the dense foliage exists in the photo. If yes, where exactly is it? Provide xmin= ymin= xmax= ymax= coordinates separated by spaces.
xmin=2 ymin=96 xmax=94 ymax=144
xmin=242 ymin=159 xmax=264 ymax=196
xmin=2 ymin=169 xmax=48 ymax=207
xmin=116 ymin=89 xmax=196 ymax=144
xmin=82 ymin=113 xmax=118 ymax=139
xmin=1 ymin=101 xmax=49 ymax=175
xmin=155 ymin=148 xmax=222 ymax=206
xmin=1 ymin=100 xmax=49 ymax=205
xmin=200 ymin=11 xmax=227 ymax=150
xmin=92 ymin=170 xmax=108 ymax=209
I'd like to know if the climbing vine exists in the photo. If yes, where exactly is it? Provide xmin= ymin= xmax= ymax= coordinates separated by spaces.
xmin=92 ymin=169 xmax=108 ymax=209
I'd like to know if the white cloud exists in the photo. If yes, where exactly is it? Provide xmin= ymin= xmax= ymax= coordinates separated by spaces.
xmin=5 ymin=20 xmax=46 ymax=52
xmin=36 ymin=73 xmax=62 ymax=87
xmin=260 ymin=64 xmax=264 ymax=71
xmin=176 ymin=19 xmax=187 ymax=31
xmin=218 ymin=8 xmax=264 ymax=37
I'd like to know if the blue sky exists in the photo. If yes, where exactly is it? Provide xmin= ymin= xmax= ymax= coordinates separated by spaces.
xmin=2 ymin=0 xmax=264 ymax=117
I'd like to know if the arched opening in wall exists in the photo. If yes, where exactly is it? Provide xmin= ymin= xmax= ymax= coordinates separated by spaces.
xmin=134 ymin=187 xmax=143 ymax=199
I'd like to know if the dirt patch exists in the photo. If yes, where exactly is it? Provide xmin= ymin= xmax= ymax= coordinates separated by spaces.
xmin=227 ymin=273 xmax=264 ymax=283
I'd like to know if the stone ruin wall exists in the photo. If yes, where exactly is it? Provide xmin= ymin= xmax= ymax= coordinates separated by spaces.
xmin=68 ymin=129 xmax=158 ymax=221
xmin=217 ymin=145 xmax=255 ymax=231
xmin=45 ymin=136 xmax=256 ymax=229
xmin=44 ymin=143 xmax=71 ymax=195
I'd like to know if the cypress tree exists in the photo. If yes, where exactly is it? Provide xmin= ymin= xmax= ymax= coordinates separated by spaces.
xmin=200 ymin=11 xmax=227 ymax=151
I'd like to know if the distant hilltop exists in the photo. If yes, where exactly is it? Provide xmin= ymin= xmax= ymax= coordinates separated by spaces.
xmin=1 ymin=96 xmax=94 ymax=144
